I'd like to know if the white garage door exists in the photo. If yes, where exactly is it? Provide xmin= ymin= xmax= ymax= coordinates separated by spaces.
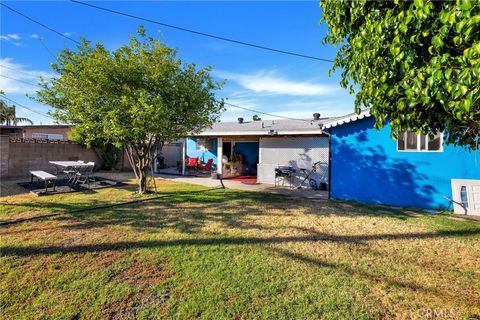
xmin=257 ymin=136 xmax=329 ymax=185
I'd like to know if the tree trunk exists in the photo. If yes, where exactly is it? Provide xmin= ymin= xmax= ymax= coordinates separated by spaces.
xmin=138 ymin=167 xmax=148 ymax=194
xmin=125 ymin=141 xmax=156 ymax=194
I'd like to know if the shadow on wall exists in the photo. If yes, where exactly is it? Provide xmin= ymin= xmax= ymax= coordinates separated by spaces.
xmin=332 ymin=142 xmax=438 ymax=208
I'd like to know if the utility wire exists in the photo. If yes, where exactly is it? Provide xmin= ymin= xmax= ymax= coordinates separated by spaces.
xmin=37 ymin=37 xmax=59 ymax=62
xmin=224 ymin=102 xmax=310 ymax=122
xmin=0 ymin=64 xmax=41 ymax=77
xmin=70 ymin=0 xmax=334 ymax=63
xmin=1 ymin=96 xmax=54 ymax=119
xmin=0 ymin=74 xmax=40 ymax=88
xmin=2 ymin=4 xmax=328 ymax=123
xmin=1 ymin=74 xmax=313 ymax=122
xmin=0 ymin=2 xmax=82 ymax=45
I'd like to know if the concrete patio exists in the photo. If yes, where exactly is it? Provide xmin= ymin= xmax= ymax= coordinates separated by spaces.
xmin=156 ymin=173 xmax=329 ymax=201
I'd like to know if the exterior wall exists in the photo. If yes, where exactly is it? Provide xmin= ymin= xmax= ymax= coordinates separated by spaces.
xmin=0 ymin=135 xmax=10 ymax=178
xmin=22 ymin=126 xmax=71 ymax=140
xmin=186 ymin=137 xmax=218 ymax=165
xmin=160 ymin=143 xmax=183 ymax=167
xmin=233 ymin=142 xmax=259 ymax=175
xmin=258 ymin=136 xmax=329 ymax=185
xmin=329 ymin=117 xmax=480 ymax=209
xmin=2 ymin=139 xmax=101 ymax=178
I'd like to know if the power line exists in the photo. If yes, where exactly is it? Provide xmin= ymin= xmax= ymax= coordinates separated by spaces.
xmin=224 ymin=102 xmax=310 ymax=122
xmin=0 ymin=64 xmax=38 ymax=77
xmin=1 ymin=4 xmax=330 ymax=122
xmin=0 ymin=2 xmax=82 ymax=45
xmin=1 ymin=74 xmax=312 ymax=122
xmin=1 ymin=96 xmax=54 ymax=119
xmin=0 ymin=74 xmax=40 ymax=88
xmin=37 ymin=37 xmax=59 ymax=62
xmin=70 ymin=0 xmax=334 ymax=63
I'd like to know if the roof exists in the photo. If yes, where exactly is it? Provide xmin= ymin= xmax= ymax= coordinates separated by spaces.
xmin=323 ymin=109 xmax=371 ymax=129
xmin=191 ymin=118 xmax=330 ymax=137
xmin=0 ymin=124 xmax=71 ymax=129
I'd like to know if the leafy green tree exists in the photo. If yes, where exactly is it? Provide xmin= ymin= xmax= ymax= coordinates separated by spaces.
xmin=0 ymin=100 xmax=33 ymax=125
xmin=320 ymin=0 xmax=479 ymax=150
xmin=35 ymin=27 xmax=225 ymax=193
xmin=252 ymin=114 xmax=262 ymax=121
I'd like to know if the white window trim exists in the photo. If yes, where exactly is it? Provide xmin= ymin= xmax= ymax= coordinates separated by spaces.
xmin=396 ymin=132 xmax=443 ymax=153
xmin=32 ymin=133 xmax=64 ymax=140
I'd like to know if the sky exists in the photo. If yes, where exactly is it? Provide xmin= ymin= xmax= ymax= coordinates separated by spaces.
xmin=0 ymin=1 xmax=355 ymax=125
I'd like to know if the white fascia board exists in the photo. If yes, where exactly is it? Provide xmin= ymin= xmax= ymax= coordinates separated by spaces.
xmin=323 ymin=109 xmax=371 ymax=129
xmin=190 ymin=130 xmax=326 ymax=137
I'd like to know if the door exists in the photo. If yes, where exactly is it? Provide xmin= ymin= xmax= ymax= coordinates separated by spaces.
xmin=451 ymin=179 xmax=480 ymax=216
xmin=222 ymin=142 xmax=232 ymax=161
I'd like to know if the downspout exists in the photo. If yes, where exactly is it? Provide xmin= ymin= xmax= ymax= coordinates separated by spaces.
xmin=320 ymin=128 xmax=332 ymax=200
xmin=182 ymin=138 xmax=186 ymax=176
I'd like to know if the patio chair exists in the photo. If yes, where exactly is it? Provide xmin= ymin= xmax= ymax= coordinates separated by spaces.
xmin=186 ymin=157 xmax=198 ymax=173
xmin=74 ymin=162 xmax=95 ymax=187
xmin=199 ymin=159 xmax=214 ymax=172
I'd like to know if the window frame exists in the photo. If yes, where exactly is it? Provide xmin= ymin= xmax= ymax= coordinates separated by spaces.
xmin=396 ymin=131 xmax=443 ymax=153
xmin=196 ymin=138 xmax=214 ymax=151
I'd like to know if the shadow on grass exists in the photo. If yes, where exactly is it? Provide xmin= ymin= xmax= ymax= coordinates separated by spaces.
xmin=2 ymin=228 xmax=479 ymax=257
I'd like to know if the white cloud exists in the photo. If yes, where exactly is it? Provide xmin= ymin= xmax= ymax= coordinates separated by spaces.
xmin=62 ymin=32 xmax=72 ymax=37
xmin=30 ymin=34 xmax=40 ymax=39
xmin=1 ymin=34 xmax=21 ymax=41
xmin=0 ymin=58 xmax=53 ymax=94
xmin=7 ymin=34 xmax=20 ymax=40
xmin=217 ymin=70 xmax=338 ymax=96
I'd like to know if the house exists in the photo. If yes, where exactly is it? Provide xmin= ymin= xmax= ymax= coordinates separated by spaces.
xmin=21 ymin=125 xmax=71 ymax=140
xmin=0 ymin=124 xmax=72 ymax=140
xmin=324 ymin=110 xmax=480 ymax=212
xmin=184 ymin=114 xmax=330 ymax=185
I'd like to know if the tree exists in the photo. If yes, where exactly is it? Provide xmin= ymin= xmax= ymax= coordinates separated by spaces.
xmin=35 ymin=27 xmax=225 ymax=193
xmin=252 ymin=114 xmax=262 ymax=121
xmin=320 ymin=0 xmax=479 ymax=150
xmin=0 ymin=100 xmax=33 ymax=125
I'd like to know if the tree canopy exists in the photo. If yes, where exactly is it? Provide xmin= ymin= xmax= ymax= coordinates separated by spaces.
xmin=35 ymin=27 xmax=225 ymax=193
xmin=320 ymin=0 xmax=479 ymax=150
xmin=0 ymin=99 xmax=33 ymax=126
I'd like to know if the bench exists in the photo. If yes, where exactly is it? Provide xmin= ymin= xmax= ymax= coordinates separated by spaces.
xmin=30 ymin=170 xmax=57 ymax=193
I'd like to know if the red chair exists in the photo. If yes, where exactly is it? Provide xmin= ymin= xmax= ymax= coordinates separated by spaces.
xmin=199 ymin=159 xmax=214 ymax=172
xmin=186 ymin=157 xmax=198 ymax=172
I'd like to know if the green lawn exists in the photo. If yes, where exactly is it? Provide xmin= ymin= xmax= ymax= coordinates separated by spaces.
xmin=1 ymin=177 xmax=479 ymax=319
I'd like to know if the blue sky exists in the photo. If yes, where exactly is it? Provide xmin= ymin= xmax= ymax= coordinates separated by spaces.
xmin=0 ymin=1 xmax=355 ymax=124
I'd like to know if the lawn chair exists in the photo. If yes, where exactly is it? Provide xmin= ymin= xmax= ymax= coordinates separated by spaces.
xmin=186 ymin=157 xmax=198 ymax=173
xmin=198 ymin=159 xmax=214 ymax=172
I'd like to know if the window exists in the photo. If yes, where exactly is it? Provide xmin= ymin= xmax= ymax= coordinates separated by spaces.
xmin=397 ymin=131 xmax=442 ymax=152
xmin=460 ymin=186 xmax=469 ymax=209
xmin=32 ymin=133 xmax=64 ymax=140
xmin=196 ymin=138 xmax=214 ymax=151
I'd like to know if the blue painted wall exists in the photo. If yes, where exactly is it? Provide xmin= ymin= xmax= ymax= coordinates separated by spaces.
xmin=234 ymin=142 xmax=259 ymax=175
xmin=186 ymin=138 xmax=218 ymax=166
xmin=329 ymin=117 xmax=480 ymax=209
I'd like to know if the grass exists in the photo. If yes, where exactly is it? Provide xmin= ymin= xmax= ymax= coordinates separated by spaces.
xmin=1 ymin=175 xmax=479 ymax=319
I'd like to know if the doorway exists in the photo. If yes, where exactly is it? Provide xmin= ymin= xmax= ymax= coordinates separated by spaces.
xmin=222 ymin=141 xmax=232 ymax=161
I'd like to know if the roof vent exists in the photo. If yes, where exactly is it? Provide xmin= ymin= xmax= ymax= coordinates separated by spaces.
xmin=237 ymin=117 xmax=244 ymax=124
xmin=313 ymin=113 xmax=321 ymax=120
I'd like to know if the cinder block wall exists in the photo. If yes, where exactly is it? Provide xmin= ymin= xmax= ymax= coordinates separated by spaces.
xmin=4 ymin=140 xmax=102 ymax=178
xmin=0 ymin=135 xmax=10 ymax=178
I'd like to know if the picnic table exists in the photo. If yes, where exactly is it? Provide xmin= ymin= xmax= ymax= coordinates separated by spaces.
xmin=49 ymin=161 xmax=95 ymax=186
